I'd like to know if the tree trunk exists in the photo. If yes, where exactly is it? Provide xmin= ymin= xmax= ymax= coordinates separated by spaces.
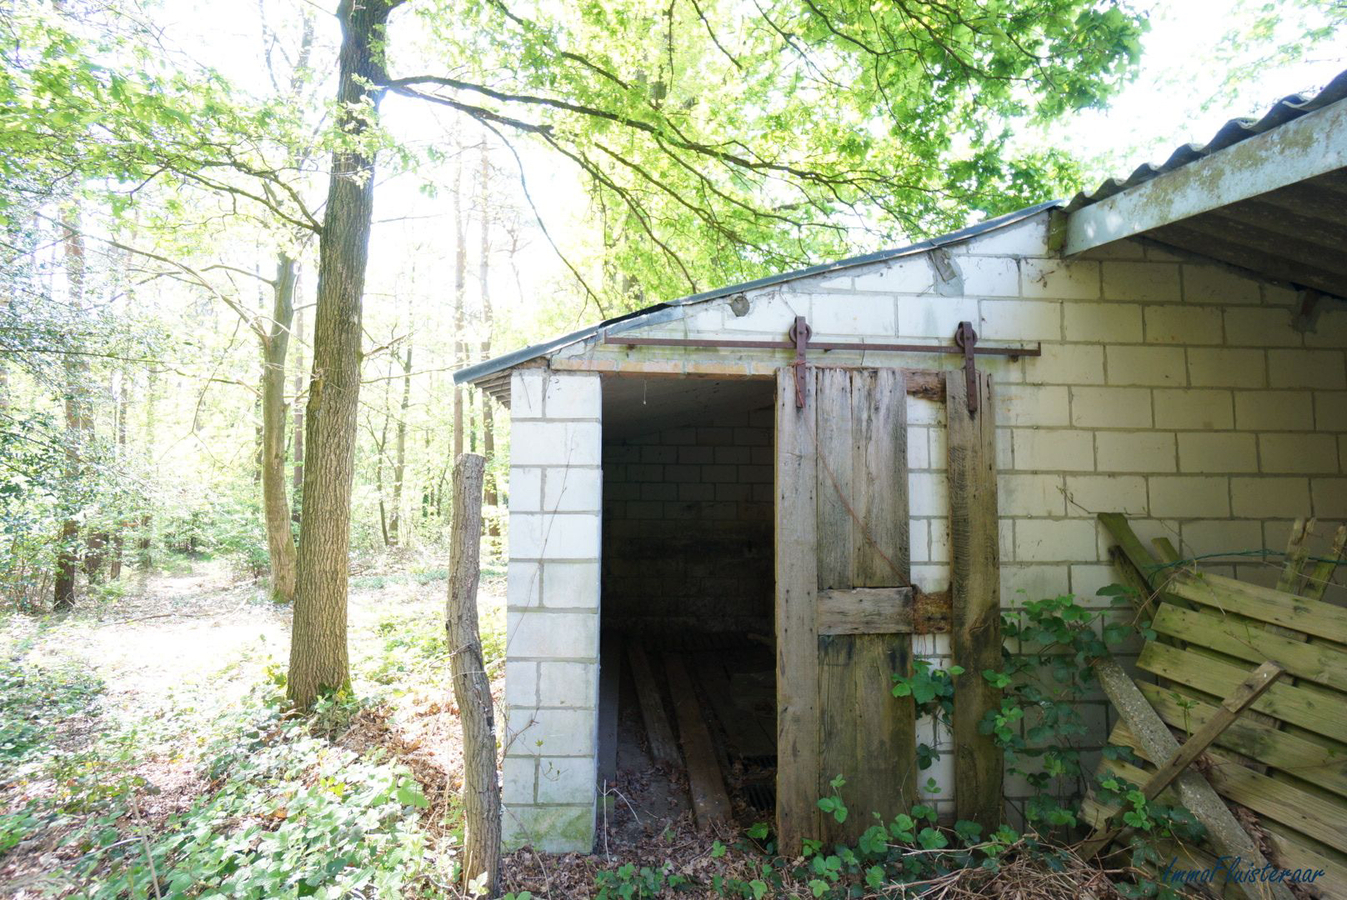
xmin=288 ymin=0 xmax=400 ymax=708
xmin=389 ymin=342 xmax=411 ymax=546
xmin=55 ymin=214 xmax=89 ymax=610
xmin=292 ymin=303 xmax=305 ymax=524
xmin=262 ymin=253 xmax=299 ymax=603
xmin=477 ymin=141 xmax=498 ymax=535
xmin=110 ymin=370 xmax=127 ymax=580
xmin=446 ymin=453 xmax=499 ymax=895
xmin=452 ymin=157 xmax=466 ymax=460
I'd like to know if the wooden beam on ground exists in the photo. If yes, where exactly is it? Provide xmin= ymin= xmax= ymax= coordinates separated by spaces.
xmin=947 ymin=370 xmax=1002 ymax=831
xmin=1081 ymin=660 xmax=1283 ymax=858
xmin=664 ymin=654 xmax=732 ymax=830
xmin=626 ymin=644 xmax=680 ymax=767
xmin=1092 ymin=655 xmax=1296 ymax=900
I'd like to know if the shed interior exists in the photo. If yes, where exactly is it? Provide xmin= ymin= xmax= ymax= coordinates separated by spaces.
xmin=597 ymin=374 xmax=779 ymax=834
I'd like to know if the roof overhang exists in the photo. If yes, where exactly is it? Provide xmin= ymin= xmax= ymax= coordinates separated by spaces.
xmin=1064 ymin=73 xmax=1347 ymax=301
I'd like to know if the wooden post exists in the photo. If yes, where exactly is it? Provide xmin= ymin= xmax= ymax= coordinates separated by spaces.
xmin=947 ymin=371 xmax=1002 ymax=831
xmin=447 ymin=453 xmax=500 ymax=896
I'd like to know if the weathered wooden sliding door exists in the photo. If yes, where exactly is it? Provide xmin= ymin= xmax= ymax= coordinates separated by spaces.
xmin=775 ymin=367 xmax=917 ymax=849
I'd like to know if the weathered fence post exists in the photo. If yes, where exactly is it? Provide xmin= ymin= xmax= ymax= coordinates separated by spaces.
xmin=447 ymin=453 xmax=500 ymax=896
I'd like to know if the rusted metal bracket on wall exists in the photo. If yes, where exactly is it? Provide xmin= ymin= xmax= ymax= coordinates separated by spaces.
xmin=602 ymin=316 xmax=1041 ymax=413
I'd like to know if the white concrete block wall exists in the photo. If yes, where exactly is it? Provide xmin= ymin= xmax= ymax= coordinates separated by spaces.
xmin=507 ymin=208 xmax=1347 ymax=844
xmin=502 ymin=369 xmax=603 ymax=853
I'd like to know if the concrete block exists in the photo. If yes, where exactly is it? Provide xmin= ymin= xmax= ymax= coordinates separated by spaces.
xmin=809 ymin=293 xmax=896 ymax=335
xmin=502 ymin=756 xmax=537 ymax=805
xmin=1232 ymin=477 xmax=1311 ymax=519
xmin=539 ymin=661 xmax=597 ymax=708
xmin=512 ymin=421 xmax=602 ymax=466
xmin=1268 ymin=349 xmax=1346 ymax=389
xmin=1064 ymin=475 xmax=1148 ymax=516
xmin=1182 ymin=265 xmax=1261 ymax=304
xmin=1021 ymin=259 xmax=1100 ymax=300
xmin=962 ymin=215 xmax=1049 ymax=257
xmin=1234 ymin=390 xmax=1314 ymax=431
xmin=543 ymin=467 xmax=603 ymax=512
xmin=1223 ymin=307 xmax=1301 ymax=348
xmin=897 ymin=295 xmax=980 ymax=338
xmin=509 ymin=467 xmax=544 ymax=513
xmin=1312 ymin=478 xmax=1347 ymax=518
xmin=543 ymin=373 xmax=601 ymax=419
xmin=720 ymin=291 xmax=809 ymax=332
xmin=507 ymin=610 xmax=599 ymax=660
xmin=1099 ymin=428 xmax=1174 ymax=471
xmin=507 ymin=561 xmax=542 ymax=609
xmin=909 ymin=471 xmax=949 ymax=517
xmin=1102 ymin=261 xmax=1181 ymax=303
xmin=506 ymin=661 xmax=539 ymax=708
xmin=995 ymin=384 xmax=1070 ymax=426
xmin=1023 ymin=344 xmax=1105 ymax=386
xmin=980 ymin=299 xmax=1061 ymax=341
xmin=541 ymin=561 xmax=601 ymax=609
xmin=1063 ymin=302 xmax=1143 ymax=343
xmin=959 ymin=256 xmax=1021 ymax=296
xmin=511 ymin=369 xmax=546 ymax=419
xmin=1187 ymin=348 xmax=1267 ymax=388
xmin=852 ymin=255 xmax=936 ymax=293
xmin=1180 ymin=520 xmax=1265 ymax=558
xmin=537 ymin=756 xmax=598 ymax=805
xmin=1011 ymin=429 xmax=1095 ymax=472
xmin=1316 ymin=392 xmax=1347 ymax=431
xmin=999 ymin=473 xmax=1066 ymax=516
xmin=502 ymin=805 xmax=594 ymax=853
xmin=1153 ymin=389 xmax=1234 ymax=430
xmin=1144 ymin=304 xmax=1223 ymax=344
xmin=1001 ymin=563 xmax=1073 ymax=600
xmin=1148 ymin=476 xmax=1231 ymax=518
xmin=1071 ymin=563 xmax=1125 ymax=600
xmin=1259 ymin=433 xmax=1340 ymax=474
xmin=1015 ymin=520 xmax=1099 ymax=563
xmin=1105 ymin=346 xmax=1187 ymax=386
xmin=1070 ymin=387 xmax=1152 ymax=429
xmin=1178 ymin=432 xmax=1258 ymax=473
xmin=510 ymin=512 xmax=600 ymax=560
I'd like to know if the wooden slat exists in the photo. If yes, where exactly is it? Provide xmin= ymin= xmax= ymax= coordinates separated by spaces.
xmin=775 ymin=367 xmax=821 ymax=852
xmin=664 ymin=654 xmax=732 ymax=830
xmin=852 ymin=369 xmax=909 ymax=585
xmin=627 ymin=644 xmax=680 ymax=768
xmin=1153 ymin=604 xmax=1347 ymax=693
xmin=815 ymin=368 xmax=855 ymax=593
xmin=817 ymin=587 xmax=914 ymax=635
xmin=1137 ymin=642 xmax=1347 ymax=743
xmin=1277 ymin=519 xmax=1314 ymax=595
xmin=1303 ymin=525 xmax=1346 ymax=602
xmin=1137 ymin=681 xmax=1347 ymax=799
xmin=947 ymin=370 xmax=1002 ymax=831
xmin=1169 ymin=573 xmax=1347 ymax=646
xmin=1094 ymin=656 xmax=1295 ymax=900
xmin=1112 ymin=726 xmax=1347 ymax=855
xmin=1081 ymin=662 xmax=1283 ymax=859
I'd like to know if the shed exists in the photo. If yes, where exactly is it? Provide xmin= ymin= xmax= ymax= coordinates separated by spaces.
xmin=456 ymin=72 xmax=1347 ymax=854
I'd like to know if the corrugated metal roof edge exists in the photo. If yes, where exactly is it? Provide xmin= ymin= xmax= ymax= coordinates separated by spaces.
xmin=1063 ymin=68 xmax=1347 ymax=213
xmin=453 ymin=198 xmax=1061 ymax=385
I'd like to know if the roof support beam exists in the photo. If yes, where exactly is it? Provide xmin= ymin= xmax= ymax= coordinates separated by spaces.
xmin=1065 ymin=98 xmax=1347 ymax=256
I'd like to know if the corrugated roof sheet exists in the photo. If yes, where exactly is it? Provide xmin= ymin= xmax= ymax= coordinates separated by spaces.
xmin=1064 ymin=68 xmax=1347 ymax=213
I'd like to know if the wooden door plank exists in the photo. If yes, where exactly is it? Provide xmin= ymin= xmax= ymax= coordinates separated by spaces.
xmin=664 ymin=654 xmax=733 ymax=830
xmin=852 ymin=368 xmax=909 ymax=586
xmin=627 ymin=644 xmax=681 ymax=767
xmin=815 ymin=368 xmax=854 ymax=593
xmin=1169 ymin=573 xmax=1347 ymax=646
xmin=946 ymin=370 xmax=1002 ymax=831
xmin=817 ymin=587 xmax=914 ymax=635
xmin=1137 ymin=641 xmax=1347 ymax=743
xmin=1137 ymin=681 xmax=1347 ymax=800
xmin=775 ymin=367 xmax=821 ymax=852
xmin=1153 ymin=604 xmax=1347 ymax=692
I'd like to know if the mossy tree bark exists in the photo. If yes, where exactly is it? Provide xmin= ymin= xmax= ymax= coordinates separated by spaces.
xmin=287 ymin=0 xmax=402 ymax=708
xmin=55 ymin=213 xmax=89 ymax=610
